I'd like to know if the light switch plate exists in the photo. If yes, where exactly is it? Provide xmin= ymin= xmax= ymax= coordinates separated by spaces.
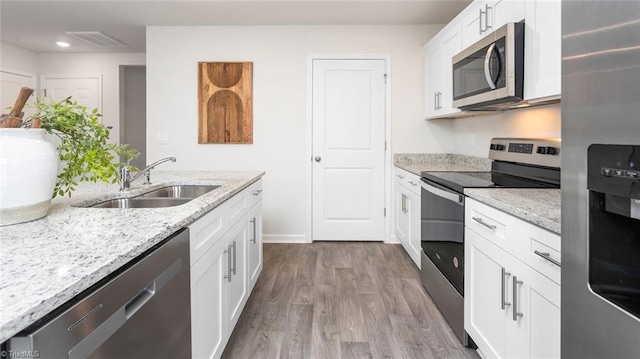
xmin=157 ymin=132 xmax=169 ymax=145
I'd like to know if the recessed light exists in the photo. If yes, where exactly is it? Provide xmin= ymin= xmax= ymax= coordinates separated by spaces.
xmin=56 ymin=41 xmax=70 ymax=48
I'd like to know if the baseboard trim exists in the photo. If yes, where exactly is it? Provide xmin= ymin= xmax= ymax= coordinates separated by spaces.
xmin=263 ymin=234 xmax=309 ymax=243
xmin=385 ymin=234 xmax=401 ymax=244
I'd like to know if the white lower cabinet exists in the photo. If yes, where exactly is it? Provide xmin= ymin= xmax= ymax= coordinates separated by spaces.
xmin=513 ymin=258 xmax=561 ymax=359
xmin=394 ymin=168 xmax=421 ymax=268
xmin=189 ymin=179 xmax=263 ymax=359
xmin=191 ymin=234 xmax=228 ymax=359
xmin=247 ymin=200 xmax=263 ymax=291
xmin=225 ymin=217 xmax=249 ymax=331
xmin=465 ymin=198 xmax=560 ymax=359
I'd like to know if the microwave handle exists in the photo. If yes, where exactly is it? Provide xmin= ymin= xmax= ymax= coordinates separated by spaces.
xmin=484 ymin=42 xmax=497 ymax=89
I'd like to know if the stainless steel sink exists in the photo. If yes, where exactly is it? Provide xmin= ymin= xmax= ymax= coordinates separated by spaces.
xmin=90 ymin=197 xmax=192 ymax=209
xmin=139 ymin=185 xmax=220 ymax=199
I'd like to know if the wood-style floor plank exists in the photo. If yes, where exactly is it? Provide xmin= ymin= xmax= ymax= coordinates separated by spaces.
xmin=340 ymin=341 xmax=373 ymax=359
xmin=222 ymin=242 xmax=478 ymax=359
xmin=335 ymin=268 xmax=368 ymax=342
xmin=280 ymin=304 xmax=314 ymax=359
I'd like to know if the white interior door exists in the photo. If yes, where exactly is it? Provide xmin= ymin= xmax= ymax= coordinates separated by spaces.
xmin=312 ymin=58 xmax=386 ymax=241
xmin=41 ymin=75 xmax=101 ymax=112
xmin=1 ymin=69 xmax=37 ymax=118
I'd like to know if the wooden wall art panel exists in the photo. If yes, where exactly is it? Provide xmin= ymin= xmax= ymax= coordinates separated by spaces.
xmin=198 ymin=62 xmax=253 ymax=144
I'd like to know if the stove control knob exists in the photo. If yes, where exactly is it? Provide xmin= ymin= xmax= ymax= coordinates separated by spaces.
xmin=490 ymin=144 xmax=497 ymax=150
xmin=536 ymin=146 xmax=547 ymax=154
xmin=495 ymin=144 xmax=505 ymax=151
xmin=546 ymin=146 xmax=558 ymax=155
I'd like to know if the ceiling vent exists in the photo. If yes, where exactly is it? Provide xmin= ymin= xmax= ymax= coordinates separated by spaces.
xmin=65 ymin=32 xmax=127 ymax=48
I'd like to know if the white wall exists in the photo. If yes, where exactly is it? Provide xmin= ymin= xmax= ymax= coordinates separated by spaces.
xmin=147 ymin=25 xmax=442 ymax=241
xmin=1 ymin=42 xmax=39 ymax=74
xmin=449 ymin=104 xmax=561 ymax=156
xmin=37 ymin=53 xmax=145 ymax=143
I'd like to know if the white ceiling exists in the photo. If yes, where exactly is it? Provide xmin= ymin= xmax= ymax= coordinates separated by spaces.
xmin=0 ymin=0 xmax=471 ymax=53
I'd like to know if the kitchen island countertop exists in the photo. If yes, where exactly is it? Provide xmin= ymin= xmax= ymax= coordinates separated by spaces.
xmin=0 ymin=170 xmax=264 ymax=343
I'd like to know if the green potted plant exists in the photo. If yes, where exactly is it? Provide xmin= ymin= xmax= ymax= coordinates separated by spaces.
xmin=0 ymin=96 xmax=137 ymax=225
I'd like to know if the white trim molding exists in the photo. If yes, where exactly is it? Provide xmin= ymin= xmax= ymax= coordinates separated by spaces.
xmin=386 ymin=234 xmax=401 ymax=244
xmin=263 ymin=234 xmax=308 ymax=244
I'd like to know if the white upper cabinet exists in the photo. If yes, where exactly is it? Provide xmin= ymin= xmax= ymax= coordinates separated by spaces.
xmin=440 ymin=26 xmax=463 ymax=115
xmin=424 ymin=23 xmax=462 ymax=119
xmin=424 ymin=0 xmax=560 ymax=118
xmin=462 ymin=0 xmax=525 ymax=48
xmin=489 ymin=0 xmax=526 ymax=31
xmin=424 ymin=43 xmax=442 ymax=119
xmin=523 ymin=0 xmax=561 ymax=101
xmin=462 ymin=1 xmax=485 ymax=48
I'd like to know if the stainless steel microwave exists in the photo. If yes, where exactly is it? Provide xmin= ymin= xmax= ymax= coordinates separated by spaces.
xmin=452 ymin=22 xmax=525 ymax=111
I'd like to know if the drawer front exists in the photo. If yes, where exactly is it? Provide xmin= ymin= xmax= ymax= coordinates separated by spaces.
xmin=227 ymin=189 xmax=249 ymax=227
xmin=189 ymin=205 xmax=227 ymax=266
xmin=395 ymin=167 xmax=421 ymax=196
xmin=517 ymin=224 xmax=561 ymax=284
xmin=246 ymin=179 xmax=263 ymax=207
xmin=466 ymin=198 xmax=511 ymax=252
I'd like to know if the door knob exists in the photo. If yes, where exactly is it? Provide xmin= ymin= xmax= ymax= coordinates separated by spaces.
xmin=315 ymin=157 xmax=321 ymax=162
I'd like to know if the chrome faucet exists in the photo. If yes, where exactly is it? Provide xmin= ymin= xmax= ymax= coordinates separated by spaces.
xmin=119 ymin=157 xmax=177 ymax=191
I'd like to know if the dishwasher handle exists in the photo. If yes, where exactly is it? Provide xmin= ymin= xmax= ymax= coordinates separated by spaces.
xmin=125 ymin=282 xmax=156 ymax=320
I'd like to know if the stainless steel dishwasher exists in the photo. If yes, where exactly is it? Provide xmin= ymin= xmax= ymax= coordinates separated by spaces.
xmin=9 ymin=228 xmax=191 ymax=358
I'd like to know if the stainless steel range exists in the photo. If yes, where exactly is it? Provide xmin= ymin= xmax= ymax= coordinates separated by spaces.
xmin=419 ymin=138 xmax=561 ymax=346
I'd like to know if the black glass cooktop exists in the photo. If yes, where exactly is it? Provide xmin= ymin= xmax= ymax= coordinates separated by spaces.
xmin=421 ymin=171 xmax=557 ymax=194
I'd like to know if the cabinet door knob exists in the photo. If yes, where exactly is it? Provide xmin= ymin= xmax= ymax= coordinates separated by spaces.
xmin=315 ymin=156 xmax=322 ymax=162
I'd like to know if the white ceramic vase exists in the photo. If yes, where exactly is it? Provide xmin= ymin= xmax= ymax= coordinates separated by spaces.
xmin=0 ymin=128 xmax=58 ymax=226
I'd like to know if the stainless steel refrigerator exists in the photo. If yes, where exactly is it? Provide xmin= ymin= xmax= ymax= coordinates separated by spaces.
xmin=562 ymin=1 xmax=640 ymax=358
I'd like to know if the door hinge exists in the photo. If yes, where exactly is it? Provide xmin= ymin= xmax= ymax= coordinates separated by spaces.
xmin=43 ymin=89 xmax=47 ymax=97
xmin=384 ymin=207 xmax=387 ymax=217
xmin=385 ymin=141 xmax=387 ymax=151
xmin=384 ymin=74 xmax=388 ymax=84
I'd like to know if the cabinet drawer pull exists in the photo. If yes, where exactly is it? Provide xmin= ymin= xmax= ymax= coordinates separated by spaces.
xmin=231 ymin=241 xmax=237 ymax=275
xmin=513 ymin=276 xmax=524 ymax=321
xmin=472 ymin=216 xmax=496 ymax=230
xmin=397 ymin=174 xmax=405 ymax=179
xmin=252 ymin=189 xmax=262 ymax=196
xmin=484 ymin=4 xmax=492 ymax=31
xmin=501 ymin=267 xmax=511 ymax=310
xmin=402 ymin=194 xmax=408 ymax=213
xmin=408 ymin=180 xmax=418 ymax=186
xmin=224 ymin=246 xmax=232 ymax=282
xmin=534 ymin=250 xmax=561 ymax=267
xmin=250 ymin=218 xmax=257 ymax=244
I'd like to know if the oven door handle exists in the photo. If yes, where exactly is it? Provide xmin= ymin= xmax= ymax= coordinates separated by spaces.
xmin=421 ymin=180 xmax=463 ymax=205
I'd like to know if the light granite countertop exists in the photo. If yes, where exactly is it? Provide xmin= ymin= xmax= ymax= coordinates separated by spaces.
xmin=394 ymin=153 xmax=492 ymax=175
xmin=464 ymin=188 xmax=561 ymax=235
xmin=0 ymin=170 xmax=264 ymax=343
xmin=394 ymin=153 xmax=560 ymax=234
